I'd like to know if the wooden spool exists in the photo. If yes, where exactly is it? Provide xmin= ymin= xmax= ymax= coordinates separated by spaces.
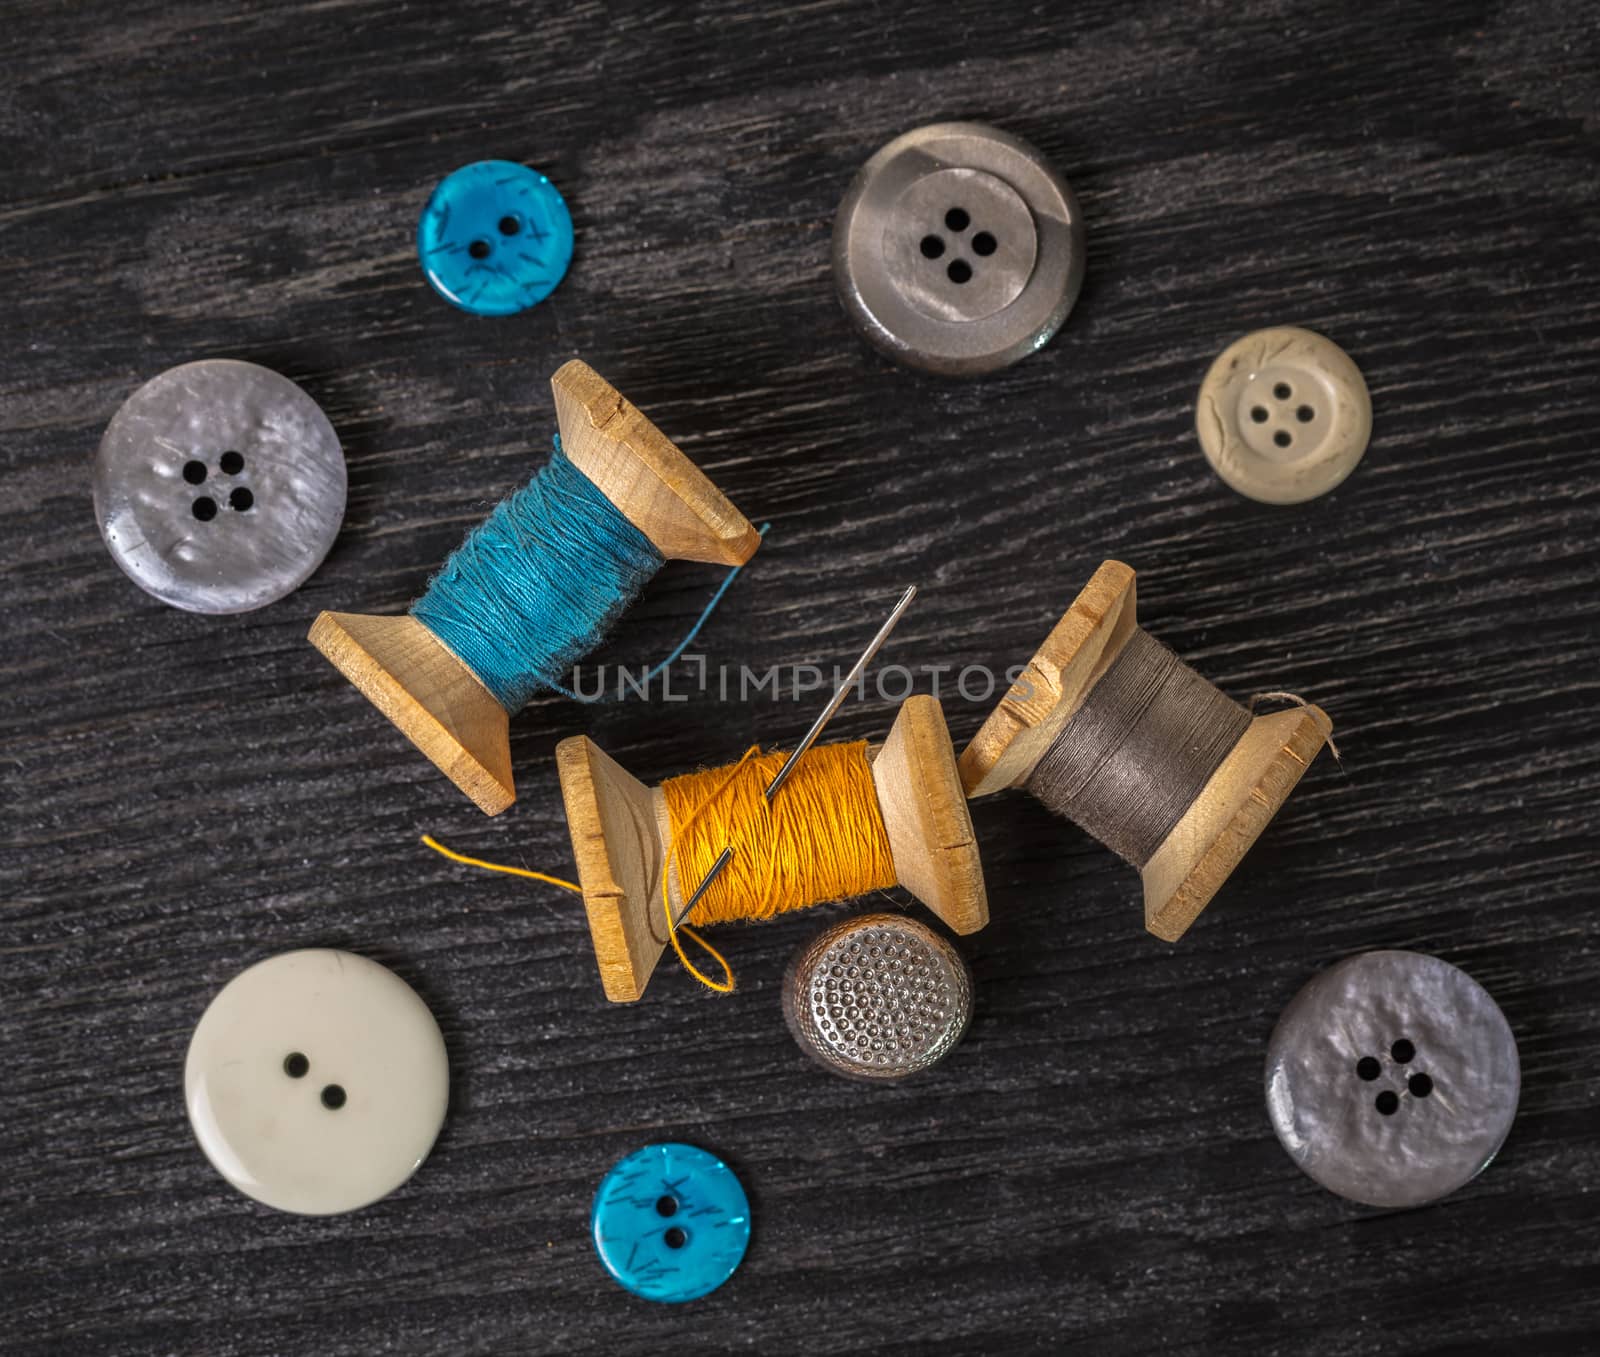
xmin=557 ymin=694 xmax=989 ymax=1002
xmin=957 ymin=560 xmax=1330 ymax=942
xmin=308 ymin=360 xmax=762 ymax=816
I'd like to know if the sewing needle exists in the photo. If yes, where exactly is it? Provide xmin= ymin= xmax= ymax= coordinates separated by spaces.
xmin=670 ymin=584 xmax=918 ymax=928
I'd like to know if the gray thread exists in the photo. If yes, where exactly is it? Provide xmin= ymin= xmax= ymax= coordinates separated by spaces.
xmin=1026 ymin=628 xmax=1251 ymax=866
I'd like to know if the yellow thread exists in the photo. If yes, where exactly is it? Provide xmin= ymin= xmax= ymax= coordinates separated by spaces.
xmin=420 ymin=833 xmax=734 ymax=990
xmin=424 ymin=741 xmax=896 ymax=998
xmin=659 ymin=740 xmax=898 ymax=993
xmin=420 ymin=834 xmax=581 ymax=892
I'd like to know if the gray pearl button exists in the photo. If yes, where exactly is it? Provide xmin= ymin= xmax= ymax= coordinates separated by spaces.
xmin=1266 ymin=950 xmax=1519 ymax=1209
xmin=93 ymin=359 xmax=346 ymax=613
xmin=832 ymin=122 xmax=1084 ymax=376
xmin=783 ymin=914 xmax=973 ymax=1081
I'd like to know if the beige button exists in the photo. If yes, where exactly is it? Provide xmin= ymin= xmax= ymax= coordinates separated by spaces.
xmin=184 ymin=950 xmax=449 ymax=1215
xmin=1195 ymin=326 xmax=1371 ymax=504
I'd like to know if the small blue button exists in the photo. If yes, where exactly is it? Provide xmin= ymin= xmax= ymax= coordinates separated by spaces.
xmin=417 ymin=160 xmax=573 ymax=316
xmin=591 ymin=1143 xmax=751 ymax=1303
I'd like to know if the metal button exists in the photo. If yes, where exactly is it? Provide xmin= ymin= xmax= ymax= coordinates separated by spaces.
xmin=1265 ymin=950 xmax=1519 ymax=1209
xmin=184 ymin=950 xmax=449 ymax=1215
xmin=591 ymin=1143 xmax=751 ymax=1302
xmin=783 ymin=913 xmax=973 ymax=1081
xmin=1196 ymin=326 xmax=1372 ymax=503
xmin=93 ymin=360 xmax=346 ymax=614
xmin=418 ymin=160 xmax=574 ymax=316
xmin=832 ymin=122 xmax=1085 ymax=376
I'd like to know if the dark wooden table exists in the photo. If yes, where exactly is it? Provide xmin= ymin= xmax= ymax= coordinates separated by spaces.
xmin=5 ymin=2 xmax=1599 ymax=1352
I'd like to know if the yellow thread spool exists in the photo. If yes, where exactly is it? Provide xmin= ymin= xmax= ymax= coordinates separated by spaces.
xmin=556 ymin=695 xmax=989 ymax=1002
xmin=663 ymin=743 xmax=898 ymax=925
xmin=958 ymin=559 xmax=1331 ymax=942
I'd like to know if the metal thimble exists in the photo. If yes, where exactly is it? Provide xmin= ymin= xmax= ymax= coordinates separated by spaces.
xmin=782 ymin=914 xmax=973 ymax=1081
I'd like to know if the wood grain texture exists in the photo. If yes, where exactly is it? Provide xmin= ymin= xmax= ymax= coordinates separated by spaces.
xmin=869 ymin=696 xmax=989 ymax=937
xmin=3 ymin=1 xmax=1599 ymax=1353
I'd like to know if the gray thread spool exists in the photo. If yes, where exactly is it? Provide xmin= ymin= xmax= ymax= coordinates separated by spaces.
xmin=1025 ymin=628 xmax=1252 ymax=865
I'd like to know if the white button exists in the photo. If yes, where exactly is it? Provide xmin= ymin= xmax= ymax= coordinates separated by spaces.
xmin=1195 ymin=327 xmax=1371 ymax=504
xmin=184 ymin=950 xmax=449 ymax=1214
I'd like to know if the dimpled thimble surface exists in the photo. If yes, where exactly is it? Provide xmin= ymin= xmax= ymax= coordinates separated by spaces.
xmin=783 ymin=913 xmax=973 ymax=1081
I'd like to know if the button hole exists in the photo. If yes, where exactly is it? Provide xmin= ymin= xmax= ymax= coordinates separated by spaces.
xmin=321 ymin=1084 xmax=347 ymax=1110
xmin=947 ymin=259 xmax=972 ymax=285
xmin=944 ymin=207 xmax=969 ymax=232
xmin=1273 ymin=431 xmax=1292 ymax=448
xmin=218 ymin=450 xmax=244 ymax=475
xmin=1375 ymin=1090 xmax=1399 ymax=1115
xmin=182 ymin=460 xmax=207 ymax=485
xmin=468 ymin=240 xmax=491 ymax=260
xmin=192 ymin=496 xmax=217 ymax=522
xmin=663 ymin=1227 xmax=687 ymax=1249
xmin=283 ymin=1052 xmax=309 ymax=1078
xmin=971 ymin=231 xmax=997 ymax=257
xmin=1273 ymin=382 xmax=1292 ymax=399
xmin=919 ymin=234 xmax=945 ymax=259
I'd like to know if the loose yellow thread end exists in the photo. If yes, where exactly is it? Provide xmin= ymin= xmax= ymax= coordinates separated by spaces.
xmin=420 ymin=834 xmax=582 ymax=893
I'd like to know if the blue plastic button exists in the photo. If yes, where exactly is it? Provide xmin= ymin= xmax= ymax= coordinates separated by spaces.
xmin=591 ymin=1143 xmax=751 ymax=1303
xmin=417 ymin=160 xmax=573 ymax=316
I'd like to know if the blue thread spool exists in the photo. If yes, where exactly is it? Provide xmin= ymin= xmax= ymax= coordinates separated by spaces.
xmin=310 ymin=360 xmax=762 ymax=814
xmin=411 ymin=446 xmax=664 ymax=712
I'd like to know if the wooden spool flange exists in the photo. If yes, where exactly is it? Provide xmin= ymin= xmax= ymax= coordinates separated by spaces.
xmin=308 ymin=360 xmax=762 ymax=816
xmin=556 ymin=694 xmax=989 ymax=1002
xmin=957 ymin=560 xmax=1330 ymax=942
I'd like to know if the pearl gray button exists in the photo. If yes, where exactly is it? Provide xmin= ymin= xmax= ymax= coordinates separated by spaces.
xmin=783 ymin=914 xmax=973 ymax=1081
xmin=1265 ymin=950 xmax=1519 ymax=1209
xmin=185 ymin=949 xmax=449 ymax=1215
xmin=832 ymin=122 xmax=1084 ymax=376
xmin=94 ymin=359 xmax=346 ymax=613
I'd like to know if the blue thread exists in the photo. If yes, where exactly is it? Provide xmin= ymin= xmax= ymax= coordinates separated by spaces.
xmin=636 ymin=521 xmax=771 ymax=689
xmin=412 ymin=444 xmax=664 ymax=711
